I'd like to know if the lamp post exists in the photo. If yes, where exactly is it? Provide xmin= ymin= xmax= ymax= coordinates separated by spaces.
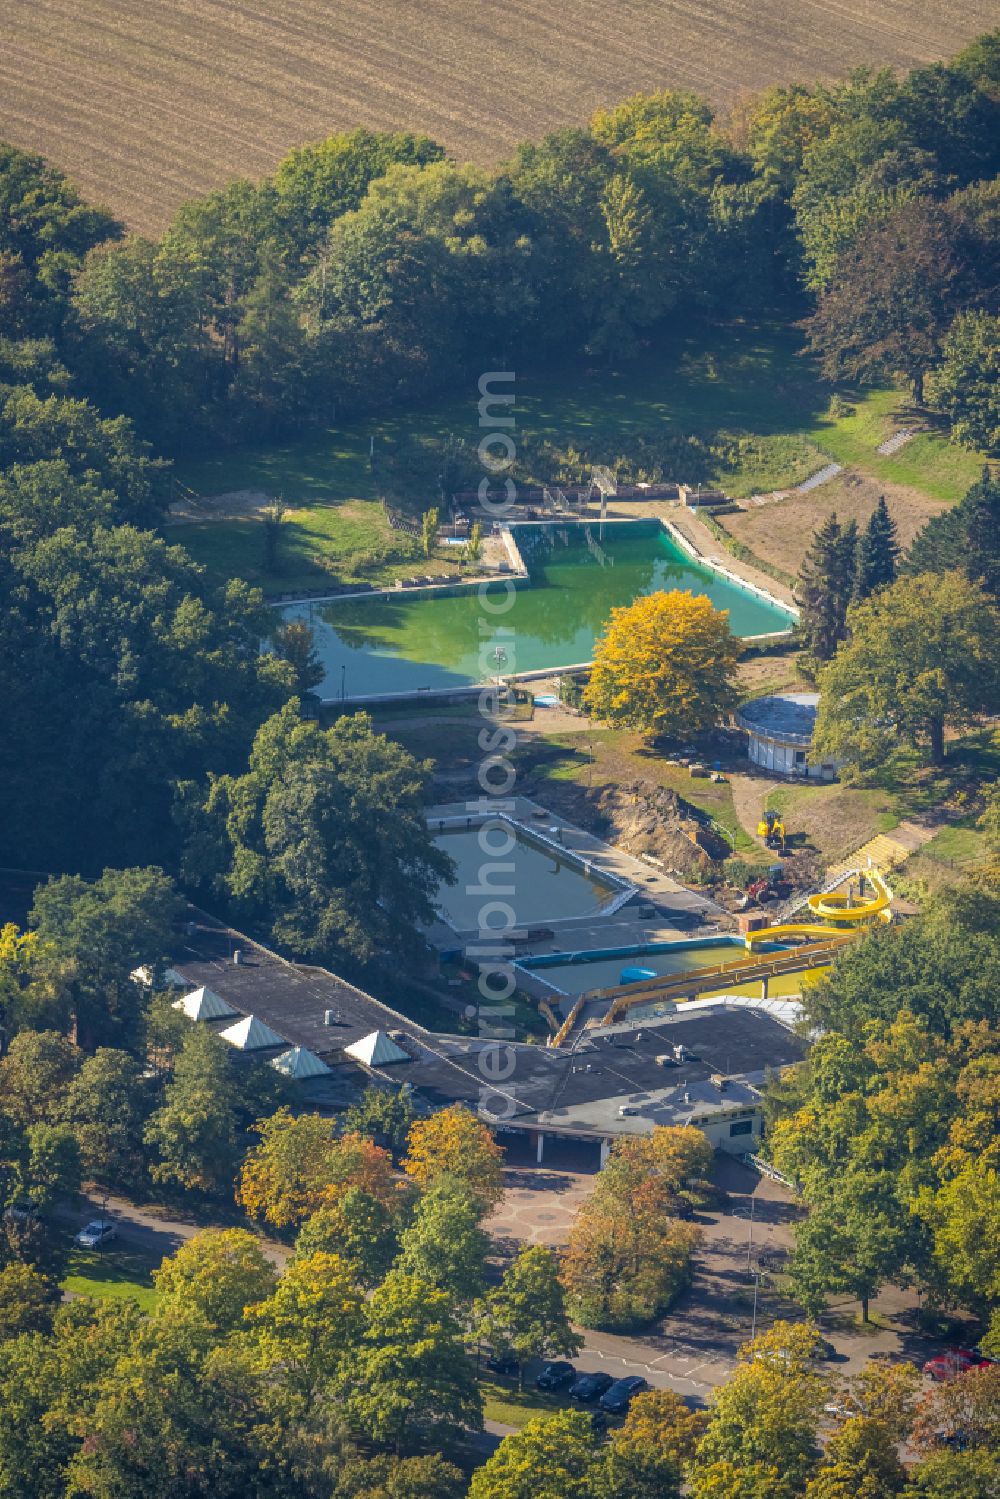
xmin=494 ymin=645 xmax=507 ymax=694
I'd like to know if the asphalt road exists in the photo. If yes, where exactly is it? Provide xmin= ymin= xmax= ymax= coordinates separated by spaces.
xmin=68 ymin=1156 xmax=942 ymax=1437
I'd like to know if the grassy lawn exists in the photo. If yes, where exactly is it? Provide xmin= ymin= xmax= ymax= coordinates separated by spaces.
xmin=764 ymin=727 xmax=999 ymax=871
xmin=177 ymin=498 xmax=477 ymax=599
xmin=170 ymin=323 xmax=983 ymax=605
xmin=897 ymin=821 xmax=990 ymax=895
xmin=62 ymin=1246 xmax=160 ymax=1311
xmin=869 ymin=727 xmax=1000 ymax=822
xmin=765 ymin=782 xmax=899 ymax=865
xmin=170 ymin=324 xmax=981 ymax=596
xmin=480 ymin=1377 xmax=566 ymax=1429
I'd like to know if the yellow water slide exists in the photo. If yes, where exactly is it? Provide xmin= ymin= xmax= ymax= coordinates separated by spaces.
xmin=745 ymin=870 xmax=892 ymax=950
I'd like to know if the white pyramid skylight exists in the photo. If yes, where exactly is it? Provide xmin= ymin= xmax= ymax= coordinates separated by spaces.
xmin=219 ymin=1014 xmax=286 ymax=1051
xmin=172 ymin=986 xmax=239 ymax=1022
xmin=344 ymin=1030 xmax=409 ymax=1066
xmin=271 ymin=1046 xmax=332 ymax=1080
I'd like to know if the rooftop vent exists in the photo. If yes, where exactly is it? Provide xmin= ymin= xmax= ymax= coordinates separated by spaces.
xmin=324 ymin=1010 xmax=340 ymax=1027
xmin=232 ymin=949 xmax=242 ymax=965
xmin=655 ymin=1054 xmax=677 ymax=1067
xmin=710 ymin=1073 xmax=729 ymax=1090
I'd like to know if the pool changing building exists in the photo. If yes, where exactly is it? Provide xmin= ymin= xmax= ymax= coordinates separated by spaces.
xmin=737 ymin=692 xmax=837 ymax=781
xmin=163 ymin=909 xmax=809 ymax=1171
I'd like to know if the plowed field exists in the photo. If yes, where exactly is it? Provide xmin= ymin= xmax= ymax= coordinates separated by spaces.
xmin=0 ymin=0 xmax=993 ymax=230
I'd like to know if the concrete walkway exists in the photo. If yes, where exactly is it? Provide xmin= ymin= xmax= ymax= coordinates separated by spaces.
xmin=623 ymin=499 xmax=798 ymax=610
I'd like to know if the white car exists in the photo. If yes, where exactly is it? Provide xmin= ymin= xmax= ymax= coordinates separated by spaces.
xmin=74 ymin=1219 xmax=117 ymax=1250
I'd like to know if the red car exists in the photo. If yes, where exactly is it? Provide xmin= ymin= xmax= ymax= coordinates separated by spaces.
xmin=923 ymin=1351 xmax=993 ymax=1382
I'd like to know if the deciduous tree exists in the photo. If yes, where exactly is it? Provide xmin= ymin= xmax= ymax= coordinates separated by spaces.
xmin=930 ymin=311 xmax=1000 ymax=453
xmin=467 ymin=1408 xmax=600 ymax=1499
xmin=598 ymin=1387 xmax=706 ymax=1499
xmin=184 ymin=702 xmax=452 ymax=964
xmin=396 ymin=1176 xmax=489 ymax=1305
xmin=583 ymin=590 xmax=739 ymax=739
xmin=402 ymin=1106 xmax=504 ymax=1215
xmin=691 ymin=1329 xmax=828 ymax=1499
xmin=245 ymin=1250 xmax=363 ymax=1402
xmin=239 ymin=1111 xmax=397 ymax=1229
xmin=814 ymin=571 xmax=1000 ymax=767
xmin=294 ymin=1189 xmax=401 ymax=1288
xmin=803 ymin=200 xmax=972 ymax=403
xmin=153 ymin=1229 xmax=277 ymax=1335
xmin=143 ymin=1025 xmax=240 ymax=1196
xmin=347 ymin=1271 xmax=482 ymax=1452
xmin=61 ymin=1048 xmax=147 ymax=1186
xmin=476 ymin=1246 xmax=581 ymax=1388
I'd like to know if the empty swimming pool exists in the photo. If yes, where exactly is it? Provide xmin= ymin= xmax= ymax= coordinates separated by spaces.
xmin=279 ymin=519 xmax=796 ymax=699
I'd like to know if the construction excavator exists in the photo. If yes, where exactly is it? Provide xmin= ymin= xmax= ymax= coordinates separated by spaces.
xmin=757 ymin=809 xmax=786 ymax=852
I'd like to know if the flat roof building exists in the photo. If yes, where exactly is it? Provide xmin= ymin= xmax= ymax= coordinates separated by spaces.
xmin=166 ymin=909 xmax=809 ymax=1168
xmin=736 ymin=692 xmax=837 ymax=781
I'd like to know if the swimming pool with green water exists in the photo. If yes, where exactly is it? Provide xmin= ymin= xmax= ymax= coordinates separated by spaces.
xmin=432 ymin=826 xmax=621 ymax=930
xmin=279 ymin=520 xmax=795 ymax=699
xmin=519 ymin=937 xmax=788 ymax=997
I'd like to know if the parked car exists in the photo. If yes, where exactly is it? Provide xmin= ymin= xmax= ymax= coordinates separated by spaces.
xmin=823 ymin=1399 xmax=863 ymax=1421
xmin=813 ymin=1338 xmax=837 ymax=1361
xmin=73 ymin=1219 xmax=117 ymax=1250
xmin=923 ymin=1353 xmax=992 ymax=1382
xmin=484 ymin=1351 xmax=519 ymax=1377
xmin=599 ymin=1375 xmax=649 ymax=1414
xmin=536 ymin=1361 xmax=576 ymax=1391
xmin=569 ymin=1371 xmax=614 ymax=1403
xmin=664 ymin=1195 xmax=694 ymax=1221
xmin=951 ymin=1346 xmax=996 ymax=1366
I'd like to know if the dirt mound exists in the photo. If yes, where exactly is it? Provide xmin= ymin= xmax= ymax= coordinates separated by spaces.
xmin=595 ymin=781 xmax=722 ymax=881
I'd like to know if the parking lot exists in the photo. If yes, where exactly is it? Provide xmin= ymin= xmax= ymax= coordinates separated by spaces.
xmin=488 ymin=1150 xmax=941 ymax=1409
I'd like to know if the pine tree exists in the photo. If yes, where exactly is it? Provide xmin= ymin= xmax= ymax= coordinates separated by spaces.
xmin=853 ymin=496 xmax=899 ymax=600
xmin=798 ymin=513 xmax=847 ymax=664
xmin=907 ymin=468 xmax=1000 ymax=599
xmin=964 ymin=466 xmax=1000 ymax=600
xmin=835 ymin=518 xmax=859 ymax=616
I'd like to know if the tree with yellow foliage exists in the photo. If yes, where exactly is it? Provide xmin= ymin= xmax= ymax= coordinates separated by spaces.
xmin=238 ymin=1109 xmax=397 ymax=1228
xmin=244 ymin=1250 xmax=364 ymax=1401
xmin=402 ymin=1105 xmax=504 ymax=1215
xmin=583 ymin=590 xmax=739 ymax=739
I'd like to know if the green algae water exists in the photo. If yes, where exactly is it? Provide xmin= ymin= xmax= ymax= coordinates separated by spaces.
xmin=279 ymin=520 xmax=795 ymax=699
xmin=520 ymin=937 xmax=789 ymax=997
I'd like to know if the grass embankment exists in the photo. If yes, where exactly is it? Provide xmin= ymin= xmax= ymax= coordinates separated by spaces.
xmin=804 ymin=389 xmax=984 ymax=503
